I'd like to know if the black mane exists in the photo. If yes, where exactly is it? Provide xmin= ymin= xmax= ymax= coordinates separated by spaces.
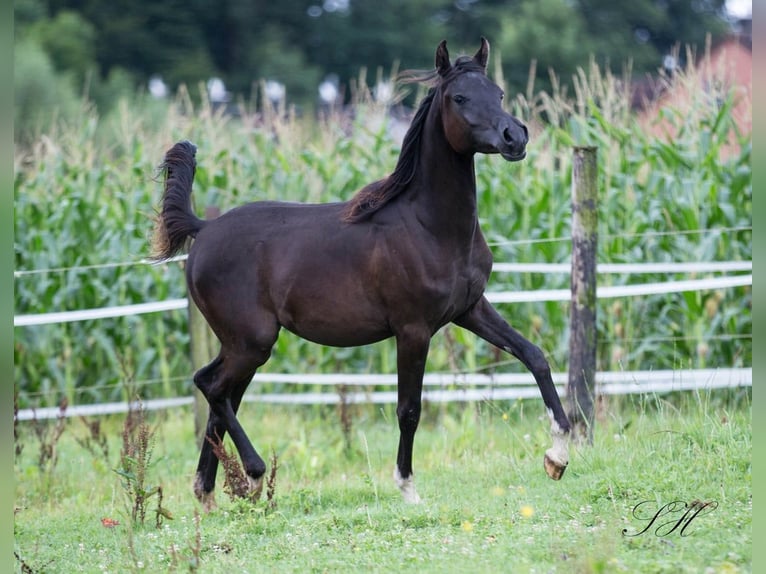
xmin=343 ymin=88 xmax=436 ymax=223
xmin=343 ymin=56 xmax=487 ymax=223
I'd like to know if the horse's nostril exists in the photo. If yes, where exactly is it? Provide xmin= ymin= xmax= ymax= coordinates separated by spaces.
xmin=503 ymin=127 xmax=513 ymax=145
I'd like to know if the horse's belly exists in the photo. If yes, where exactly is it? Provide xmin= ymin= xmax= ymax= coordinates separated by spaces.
xmin=284 ymin=323 xmax=391 ymax=348
xmin=275 ymin=286 xmax=392 ymax=348
xmin=281 ymin=311 xmax=392 ymax=348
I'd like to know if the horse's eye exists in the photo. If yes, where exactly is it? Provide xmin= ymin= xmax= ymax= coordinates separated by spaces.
xmin=500 ymin=92 xmax=505 ymax=101
xmin=452 ymin=95 xmax=468 ymax=105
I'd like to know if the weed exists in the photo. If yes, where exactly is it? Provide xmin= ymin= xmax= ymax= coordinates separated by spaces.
xmin=168 ymin=510 xmax=202 ymax=572
xmin=266 ymin=448 xmax=280 ymax=511
xmin=204 ymin=435 xmax=279 ymax=509
xmin=360 ymin=431 xmax=380 ymax=505
xmin=29 ymin=397 xmax=68 ymax=473
xmin=114 ymin=398 xmax=171 ymax=527
xmin=337 ymin=384 xmax=354 ymax=453
xmin=14 ymin=389 xmax=23 ymax=458
xmin=207 ymin=433 xmax=257 ymax=503
xmin=13 ymin=551 xmax=49 ymax=574
xmin=74 ymin=416 xmax=110 ymax=462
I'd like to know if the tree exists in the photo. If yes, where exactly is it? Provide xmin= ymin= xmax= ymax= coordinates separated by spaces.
xmin=16 ymin=0 xmax=735 ymax=113
xmin=47 ymin=0 xmax=217 ymax=87
xmin=489 ymin=0 xmax=731 ymax=96
xmin=27 ymin=10 xmax=96 ymax=85
xmin=14 ymin=37 xmax=80 ymax=142
xmin=576 ymin=0 xmax=730 ymax=71
xmin=496 ymin=0 xmax=596 ymax=95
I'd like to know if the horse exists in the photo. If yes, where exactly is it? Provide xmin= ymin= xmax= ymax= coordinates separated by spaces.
xmin=151 ymin=38 xmax=570 ymax=510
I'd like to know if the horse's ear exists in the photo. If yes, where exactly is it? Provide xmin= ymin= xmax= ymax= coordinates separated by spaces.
xmin=435 ymin=40 xmax=451 ymax=77
xmin=473 ymin=37 xmax=490 ymax=72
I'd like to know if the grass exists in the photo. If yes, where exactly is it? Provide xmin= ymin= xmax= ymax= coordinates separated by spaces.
xmin=14 ymin=391 xmax=751 ymax=573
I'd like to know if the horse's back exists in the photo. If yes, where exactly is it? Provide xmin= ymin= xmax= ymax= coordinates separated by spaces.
xmin=185 ymin=199 xmax=395 ymax=346
xmin=189 ymin=200 xmax=344 ymax=261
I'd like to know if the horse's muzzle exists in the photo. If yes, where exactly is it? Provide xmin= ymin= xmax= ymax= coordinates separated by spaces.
xmin=496 ymin=117 xmax=528 ymax=161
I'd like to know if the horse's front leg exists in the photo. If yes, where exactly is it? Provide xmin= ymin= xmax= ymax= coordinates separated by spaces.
xmin=393 ymin=327 xmax=431 ymax=503
xmin=454 ymin=296 xmax=570 ymax=479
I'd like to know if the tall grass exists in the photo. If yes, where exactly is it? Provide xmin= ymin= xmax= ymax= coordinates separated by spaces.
xmin=13 ymin=59 xmax=751 ymax=408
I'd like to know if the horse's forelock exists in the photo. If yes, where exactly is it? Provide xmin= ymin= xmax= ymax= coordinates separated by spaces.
xmin=443 ymin=57 xmax=486 ymax=81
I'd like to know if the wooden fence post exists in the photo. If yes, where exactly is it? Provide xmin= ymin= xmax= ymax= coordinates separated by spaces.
xmin=189 ymin=206 xmax=220 ymax=447
xmin=568 ymin=146 xmax=598 ymax=445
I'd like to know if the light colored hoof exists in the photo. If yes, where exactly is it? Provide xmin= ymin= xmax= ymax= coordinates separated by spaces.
xmin=543 ymin=450 xmax=568 ymax=480
xmin=393 ymin=467 xmax=422 ymax=504
xmin=193 ymin=474 xmax=218 ymax=512
xmin=247 ymin=475 xmax=264 ymax=502
xmin=543 ymin=430 xmax=569 ymax=480
xmin=198 ymin=490 xmax=218 ymax=512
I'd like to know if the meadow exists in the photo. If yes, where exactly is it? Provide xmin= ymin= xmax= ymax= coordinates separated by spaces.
xmin=14 ymin=390 xmax=751 ymax=573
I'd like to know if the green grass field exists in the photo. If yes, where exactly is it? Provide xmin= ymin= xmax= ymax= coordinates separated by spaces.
xmin=14 ymin=391 xmax=751 ymax=573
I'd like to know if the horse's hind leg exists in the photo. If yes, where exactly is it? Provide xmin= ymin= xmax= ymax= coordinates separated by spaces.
xmin=193 ymin=364 xmax=255 ymax=511
xmin=193 ymin=344 xmax=273 ymax=510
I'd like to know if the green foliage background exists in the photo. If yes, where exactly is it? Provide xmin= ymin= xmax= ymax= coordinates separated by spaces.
xmin=14 ymin=0 xmax=736 ymax=141
xmin=13 ymin=58 xmax=751 ymax=409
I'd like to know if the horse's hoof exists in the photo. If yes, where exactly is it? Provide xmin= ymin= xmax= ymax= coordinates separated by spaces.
xmin=393 ymin=467 xmax=423 ymax=504
xmin=247 ymin=475 xmax=264 ymax=502
xmin=401 ymin=487 xmax=422 ymax=504
xmin=193 ymin=474 xmax=218 ymax=512
xmin=194 ymin=487 xmax=217 ymax=513
xmin=199 ymin=491 xmax=218 ymax=512
xmin=543 ymin=453 xmax=567 ymax=480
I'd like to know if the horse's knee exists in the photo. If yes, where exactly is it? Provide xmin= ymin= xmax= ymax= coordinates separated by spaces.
xmin=526 ymin=344 xmax=551 ymax=376
xmin=193 ymin=370 xmax=208 ymax=394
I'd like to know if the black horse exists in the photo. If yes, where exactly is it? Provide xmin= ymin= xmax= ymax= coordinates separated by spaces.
xmin=152 ymin=38 xmax=570 ymax=510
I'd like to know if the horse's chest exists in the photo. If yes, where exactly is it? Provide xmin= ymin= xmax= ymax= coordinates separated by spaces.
xmin=385 ymin=250 xmax=489 ymax=317
xmin=372 ymin=222 xmax=492 ymax=320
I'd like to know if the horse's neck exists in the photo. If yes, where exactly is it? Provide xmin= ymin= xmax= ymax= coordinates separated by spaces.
xmin=409 ymin=115 xmax=480 ymax=240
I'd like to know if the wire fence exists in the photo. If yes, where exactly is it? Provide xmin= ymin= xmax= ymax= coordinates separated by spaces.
xmin=15 ymin=367 xmax=752 ymax=420
xmin=12 ymin=260 xmax=753 ymax=326
xmin=13 ymin=251 xmax=752 ymax=420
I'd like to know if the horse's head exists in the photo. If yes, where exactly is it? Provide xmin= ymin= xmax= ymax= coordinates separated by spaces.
xmin=435 ymin=38 xmax=528 ymax=162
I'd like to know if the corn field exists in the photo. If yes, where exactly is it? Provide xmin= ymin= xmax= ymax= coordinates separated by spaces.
xmin=14 ymin=61 xmax=751 ymax=409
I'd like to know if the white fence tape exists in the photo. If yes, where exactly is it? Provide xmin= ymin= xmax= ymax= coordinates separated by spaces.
xmin=16 ymin=367 xmax=751 ymax=420
xmin=13 ymin=273 xmax=752 ymax=327
xmin=486 ymin=274 xmax=751 ymax=304
xmin=492 ymin=261 xmax=752 ymax=274
xmin=14 ymin=259 xmax=752 ymax=420
xmin=14 ymin=299 xmax=189 ymax=327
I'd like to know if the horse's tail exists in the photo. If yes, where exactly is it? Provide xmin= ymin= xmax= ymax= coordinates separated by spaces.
xmin=150 ymin=140 xmax=206 ymax=261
